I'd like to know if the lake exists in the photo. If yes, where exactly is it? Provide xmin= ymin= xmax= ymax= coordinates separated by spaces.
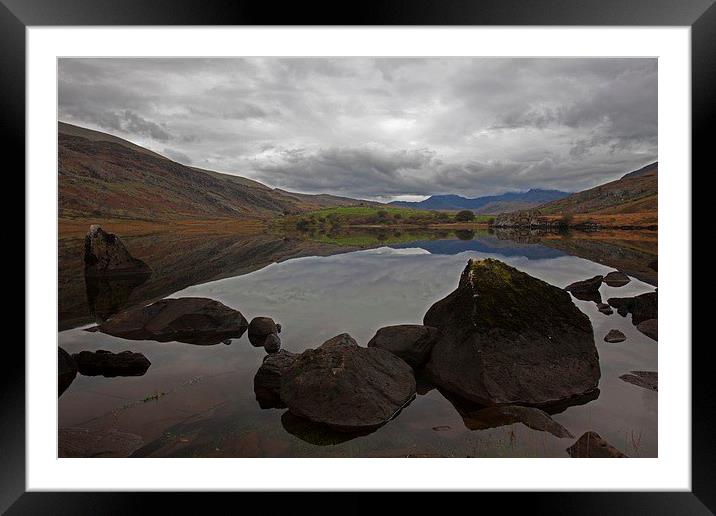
xmin=58 ymin=228 xmax=657 ymax=457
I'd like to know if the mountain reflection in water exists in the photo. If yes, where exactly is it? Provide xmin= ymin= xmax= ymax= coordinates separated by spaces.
xmin=58 ymin=227 xmax=657 ymax=458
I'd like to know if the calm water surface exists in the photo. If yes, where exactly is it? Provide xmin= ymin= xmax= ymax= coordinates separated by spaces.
xmin=58 ymin=230 xmax=657 ymax=457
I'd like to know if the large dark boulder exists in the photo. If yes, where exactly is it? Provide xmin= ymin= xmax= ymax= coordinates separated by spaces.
xmin=603 ymin=271 xmax=630 ymax=287
xmin=280 ymin=334 xmax=416 ymax=431
xmin=424 ymin=258 xmax=600 ymax=406
xmin=566 ymin=431 xmax=627 ymax=458
xmin=564 ymin=275 xmax=603 ymax=302
xmin=248 ymin=317 xmax=280 ymax=347
xmin=367 ymin=324 xmax=439 ymax=368
xmin=58 ymin=347 xmax=77 ymax=396
xmin=97 ymin=297 xmax=248 ymax=345
xmin=608 ymin=291 xmax=658 ymax=325
xmin=84 ymin=225 xmax=151 ymax=277
xmin=72 ymin=350 xmax=151 ymax=377
xmin=253 ymin=350 xmax=297 ymax=409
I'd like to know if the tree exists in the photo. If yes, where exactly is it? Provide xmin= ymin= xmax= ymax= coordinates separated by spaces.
xmin=455 ymin=210 xmax=476 ymax=222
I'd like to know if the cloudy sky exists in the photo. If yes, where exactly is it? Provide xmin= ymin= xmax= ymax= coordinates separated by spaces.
xmin=58 ymin=58 xmax=657 ymax=201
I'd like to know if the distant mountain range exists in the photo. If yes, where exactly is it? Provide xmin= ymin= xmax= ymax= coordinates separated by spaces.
xmin=58 ymin=122 xmax=376 ymax=223
xmin=389 ymin=189 xmax=570 ymax=214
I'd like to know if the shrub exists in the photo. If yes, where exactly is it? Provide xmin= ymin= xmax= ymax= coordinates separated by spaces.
xmin=455 ymin=210 xmax=476 ymax=222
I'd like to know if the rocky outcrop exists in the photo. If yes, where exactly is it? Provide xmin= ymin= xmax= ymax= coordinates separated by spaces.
xmin=280 ymin=334 xmax=416 ymax=431
xmin=96 ymin=297 xmax=248 ymax=345
xmin=492 ymin=209 xmax=546 ymax=228
xmin=367 ymin=324 xmax=439 ymax=368
xmin=58 ymin=347 xmax=77 ymax=396
xmin=72 ymin=350 xmax=151 ymax=377
xmin=608 ymin=291 xmax=658 ymax=325
xmin=248 ymin=317 xmax=281 ymax=348
xmin=565 ymin=275 xmax=603 ymax=303
xmin=424 ymin=258 xmax=600 ymax=406
xmin=603 ymin=271 xmax=630 ymax=287
xmin=253 ymin=350 xmax=297 ymax=409
xmin=604 ymin=329 xmax=626 ymax=343
xmin=84 ymin=225 xmax=151 ymax=277
xmin=620 ymin=370 xmax=657 ymax=391
xmin=636 ymin=319 xmax=658 ymax=341
xmin=567 ymin=431 xmax=627 ymax=458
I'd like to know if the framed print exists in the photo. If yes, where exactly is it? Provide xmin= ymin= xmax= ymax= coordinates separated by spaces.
xmin=5 ymin=0 xmax=711 ymax=512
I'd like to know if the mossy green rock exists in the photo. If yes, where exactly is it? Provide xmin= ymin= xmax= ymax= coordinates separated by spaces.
xmin=424 ymin=258 xmax=600 ymax=406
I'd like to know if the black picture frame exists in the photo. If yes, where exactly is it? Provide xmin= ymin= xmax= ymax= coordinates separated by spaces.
xmin=5 ymin=0 xmax=710 ymax=513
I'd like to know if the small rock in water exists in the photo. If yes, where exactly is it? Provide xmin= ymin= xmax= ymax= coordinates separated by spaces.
xmin=620 ymin=371 xmax=657 ymax=391
xmin=636 ymin=319 xmax=658 ymax=341
xmin=263 ymin=333 xmax=281 ymax=354
xmin=603 ymin=271 xmax=630 ymax=287
xmin=604 ymin=329 xmax=626 ymax=343
xmin=58 ymin=347 xmax=78 ymax=396
xmin=276 ymin=323 xmax=282 ymax=333
xmin=367 ymin=324 xmax=440 ymax=368
xmin=596 ymin=303 xmax=613 ymax=315
xmin=608 ymin=292 xmax=657 ymax=325
xmin=248 ymin=317 xmax=280 ymax=347
xmin=222 ymin=339 xmax=232 ymax=345
xmin=432 ymin=426 xmax=451 ymax=432
xmin=72 ymin=350 xmax=151 ymax=377
xmin=564 ymin=275 xmax=604 ymax=302
xmin=567 ymin=431 xmax=627 ymax=458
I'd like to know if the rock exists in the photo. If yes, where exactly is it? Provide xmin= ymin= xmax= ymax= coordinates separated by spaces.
xmin=97 ymin=297 xmax=248 ymax=345
xmin=604 ymin=329 xmax=626 ymax=343
xmin=564 ymin=275 xmax=604 ymax=302
xmin=461 ymin=405 xmax=574 ymax=438
xmin=603 ymin=271 xmax=630 ymax=287
xmin=280 ymin=333 xmax=416 ymax=431
xmin=620 ymin=371 xmax=657 ymax=391
xmin=58 ymin=347 xmax=77 ymax=396
xmin=424 ymin=258 xmax=600 ymax=406
xmin=263 ymin=333 xmax=281 ymax=353
xmin=280 ymin=411 xmax=372 ymax=445
xmin=367 ymin=324 xmax=440 ymax=368
xmin=72 ymin=350 xmax=151 ymax=377
xmin=59 ymin=427 xmax=144 ymax=458
xmin=253 ymin=350 xmax=297 ymax=409
xmin=84 ymin=225 xmax=151 ymax=277
xmin=636 ymin=319 xmax=658 ymax=341
xmin=608 ymin=292 xmax=658 ymax=325
xmin=492 ymin=209 xmax=546 ymax=228
xmin=248 ymin=317 xmax=280 ymax=346
xmin=566 ymin=431 xmax=627 ymax=458
xmin=597 ymin=303 xmax=613 ymax=315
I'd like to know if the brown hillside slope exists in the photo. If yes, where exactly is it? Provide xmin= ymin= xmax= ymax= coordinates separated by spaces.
xmin=538 ymin=162 xmax=657 ymax=216
xmin=58 ymin=122 xmax=374 ymax=223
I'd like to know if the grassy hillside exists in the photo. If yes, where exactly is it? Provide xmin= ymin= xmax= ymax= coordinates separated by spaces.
xmin=538 ymin=162 xmax=657 ymax=216
xmin=58 ymin=122 xmax=376 ymax=224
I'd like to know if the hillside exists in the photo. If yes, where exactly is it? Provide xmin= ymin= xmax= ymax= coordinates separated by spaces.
xmin=537 ymin=162 xmax=657 ymax=215
xmin=390 ymin=188 xmax=569 ymax=213
xmin=58 ymin=122 xmax=375 ymax=223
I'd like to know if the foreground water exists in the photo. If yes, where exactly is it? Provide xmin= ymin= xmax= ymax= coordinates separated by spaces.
xmin=58 ymin=229 xmax=657 ymax=457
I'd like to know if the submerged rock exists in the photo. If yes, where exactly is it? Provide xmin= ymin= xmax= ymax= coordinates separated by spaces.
xmin=424 ymin=258 xmax=600 ymax=406
xmin=97 ymin=297 xmax=248 ymax=345
xmin=564 ymin=275 xmax=604 ymax=302
xmin=280 ymin=333 xmax=416 ymax=431
xmin=58 ymin=347 xmax=77 ymax=396
xmin=72 ymin=350 xmax=151 ymax=377
xmin=604 ymin=329 xmax=626 ymax=343
xmin=608 ymin=292 xmax=658 ymax=325
xmin=461 ymin=405 xmax=574 ymax=439
xmin=596 ymin=303 xmax=614 ymax=315
xmin=620 ymin=371 xmax=657 ymax=391
xmin=280 ymin=411 xmax=373 ymax=446
xmin=59 ymin=427 xmax=144 ymax=458
xmin=603 ymin=271 xmax=630 ymax=287
xmin=253 ymin=350 xmax=297 ymax=409
xmin=567 ymin=431 xmax=627 ymax=458
xmin=367 ymin=324 xmax=439 ymax=368
xmin=248 ymin=317 xmax=280 ymax=347
xmin=84 ymin=225 xmax=151 ymax=277
xmin=636 ymin=319 xmax=658 ymax=341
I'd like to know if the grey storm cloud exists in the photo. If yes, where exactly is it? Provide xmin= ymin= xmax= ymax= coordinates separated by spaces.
xmin=58 ymin=57 xmax=657 ymax=201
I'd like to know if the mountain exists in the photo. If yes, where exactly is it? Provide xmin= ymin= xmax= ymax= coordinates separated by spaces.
xmin=537 ymin=162 xmax=657 ymax=215
xmin=58 ymin=122 xmax=375 ymax=223
xmin=389 ymin=189 xmax=570 ymax=213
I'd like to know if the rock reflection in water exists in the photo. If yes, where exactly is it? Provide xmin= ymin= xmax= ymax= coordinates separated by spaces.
xmin=85 ymin=273 xmax=150 ymax=323
xmin=280 ymin=411 xmax=376 ymax=446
